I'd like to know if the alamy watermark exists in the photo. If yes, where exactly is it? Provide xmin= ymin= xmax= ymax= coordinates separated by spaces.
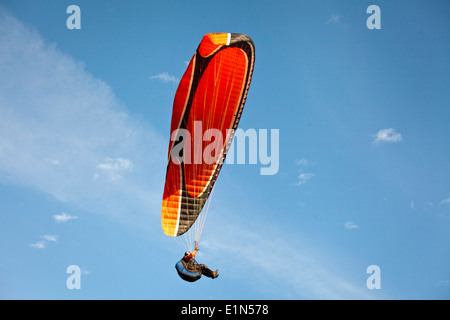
xmin=169 ymin=121 xmax=279 ymax=176
xmin=366 ymin=5 xmax=381 ymax=30
xmin=66 ymin=5 xmax=81 ymax=30
xmin=66 ymin=265 xmax=81 ymax=290
xmin=366 ymin=265 xmax=381 ymax=290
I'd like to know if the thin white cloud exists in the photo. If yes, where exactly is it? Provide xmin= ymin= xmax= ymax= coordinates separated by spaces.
xmin=40 ymin=234 xmax=58 ymax=242
xmin=436 ymin=280 xmax=449 ymax=287
xmin=29 ymin=241 xmax=46 ymax=249
xmin=327 ymin=14 xmax=341 ymax=24
xmin=150 ymin=72 xmax=178 ymax=84
xmin=97 ymin=157 xmax=132 ymax=171
xmin=373 ymin=128 xmax=403 ymax=144
xmin=295 ymin=158 xmax=309 ymax=166
xmin=97 ymin=157 xmax=132 ymax=181
xmin=44 ymin=158 xmax=61 ymax=166
xmin=0 ymin=10 xmax=165 ymax=226
xmin=81 ymin=267 xmax=92 ymax=275
xmin=30 ymin=235 xmax=58 ymax=249
xmin=344 ymin=221 xmax=359 ymax=229
xmin=440 ymin=198 xmax=450 ymax=205
xmin=201 ymin=205 xmax=375 ymax=299
xmin=295 ymin=172 xmax=315 ymax=186
xmin=53 ymin=212 xmax=77 ymax=223
xmin=294 ymin=159 xmax=314 ymax=186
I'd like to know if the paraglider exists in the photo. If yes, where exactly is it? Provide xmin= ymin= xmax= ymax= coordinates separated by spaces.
xmin=161 ymin=33 xmax=255 ymax=281
xmin=175 ymin=246 xmax=218 ymax=282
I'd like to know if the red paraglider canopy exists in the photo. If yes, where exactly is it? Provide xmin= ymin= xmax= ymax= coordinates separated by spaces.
xmin=161 ymin=33 xmax=255 ymax=242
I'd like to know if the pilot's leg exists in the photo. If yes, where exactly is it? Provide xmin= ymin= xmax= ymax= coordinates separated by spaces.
xmin=198 ymin=264 xmax=219 ymax=279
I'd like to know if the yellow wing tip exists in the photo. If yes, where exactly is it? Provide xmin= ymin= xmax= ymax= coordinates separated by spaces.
xmin=206 ymin=33 xmax=230 ymax=45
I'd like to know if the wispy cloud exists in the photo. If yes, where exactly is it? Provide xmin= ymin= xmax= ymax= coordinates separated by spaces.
xmin=53 ymin=212 xmax=77 ymax=223
xmin=44 ymin=158 xmax=61 ymax=166
xmin=97 ymin=157 xmax=132 ymax=171
xmin=440 ymin=198 xmax=450 ymax=205
xmin=373 ymin=128 xmax=403 ymax=144
xmin=81 ymin=267 xmax=92 ymax=275
xmin=436 ymin=279 xmax=449 ymax=287
xmin=296 ymin=172 xmax=315 ymax=186
xmin=344 ymin=221 xmax=359 ymax=229
xmin=295 ymin=158 xmax=309 ymax=166
xmin=294 ymin=158 xmax=314 ymax=186
xmin=40 ymin=234 xmax=58 ymax=242
xmin=29 ymin=241 xmax=46 ymax=249
xmin=30 ymin=235 xmax=58 ymax=249
xmin=327 ymin=14 xmax=341 ymax=25
xmin=202 ymin=206 xmax=374 ymax=299
xmin=0 ymin=10 xmax=165 ymax=226
xmin=96 ymin=157 xmax=132 ymax=181
xmin=149 ymin=72 xmax=178 ymax=84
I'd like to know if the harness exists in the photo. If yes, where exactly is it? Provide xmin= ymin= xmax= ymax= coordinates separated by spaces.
xmin=175 ymin=259 xmax=202 ymax=282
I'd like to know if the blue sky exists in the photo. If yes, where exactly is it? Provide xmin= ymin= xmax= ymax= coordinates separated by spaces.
xmin=1 ymin=0 xmax=449 ymax=300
